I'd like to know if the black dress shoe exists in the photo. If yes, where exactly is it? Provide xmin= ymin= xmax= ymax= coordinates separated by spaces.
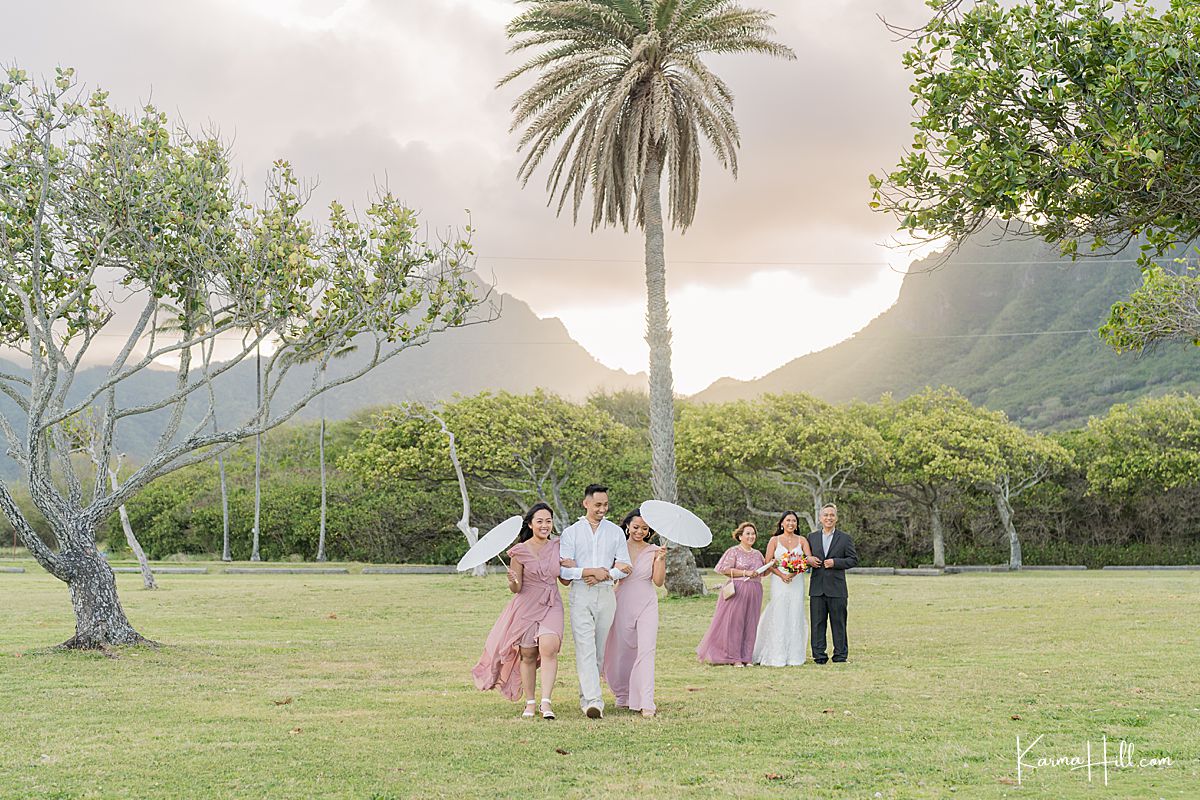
xmin=813 ymin=659 xmax=828 ymax=664
xmin=831 ymin=658 xmax=847 ymax=663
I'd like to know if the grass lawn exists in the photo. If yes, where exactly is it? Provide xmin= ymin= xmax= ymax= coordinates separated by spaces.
xmin=0 ymin=567 xmax=1197 ymax=799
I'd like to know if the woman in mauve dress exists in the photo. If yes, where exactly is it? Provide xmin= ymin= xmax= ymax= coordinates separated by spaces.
xmin=471 ymin=502 xmax=566 ymax=719
xmin=602 ymin=508 xmax=667 ymax=718
xmin=696 ymin=522 xmax=765 ymax=667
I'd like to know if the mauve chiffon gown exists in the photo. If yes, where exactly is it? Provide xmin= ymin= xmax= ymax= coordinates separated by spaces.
xmin=471 ymin=538 xmax=564 ymax=701
xmin=696 ymin=546 xmax=765 ymax=665
xmin=601 ymin=544 xmax=661 ymax=713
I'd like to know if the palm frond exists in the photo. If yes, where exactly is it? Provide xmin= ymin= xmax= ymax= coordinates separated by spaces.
xmin=501 ymin=0 xmax=793 ymax=231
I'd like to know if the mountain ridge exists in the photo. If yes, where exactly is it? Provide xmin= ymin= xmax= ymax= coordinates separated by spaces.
xmin=692 ymin=236 xmax=1200 ymax=429
xmin=0 ymin=285 xmax=646 ymax=475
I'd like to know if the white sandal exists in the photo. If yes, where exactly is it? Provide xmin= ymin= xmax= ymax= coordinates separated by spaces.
xmin=522 ymin=700 xmax=536 ymax=718
xmin=540 ymin=699 xmax=556 ymax=720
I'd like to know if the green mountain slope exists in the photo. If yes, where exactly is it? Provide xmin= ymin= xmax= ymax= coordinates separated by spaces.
xmin=0 ymin=286 xmax=645 ymax=475
xmin=694 ymin=236 xmax=1200 ymax=429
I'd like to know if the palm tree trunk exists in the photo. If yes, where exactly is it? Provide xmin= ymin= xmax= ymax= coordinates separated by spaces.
xmin=251 ymin=346 xmax=262 ymax=562
xmin=218 ymin=453 xmax=231 ymax=561
xmin=642 ymin=149 xmax=703 ymax=597
xmin=317 ymin=400 xmax=328 ymax=563
xmin=213 ymin=414 xmax=232 ymax=562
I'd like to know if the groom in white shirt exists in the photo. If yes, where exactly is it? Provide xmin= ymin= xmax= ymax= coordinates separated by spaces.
xmin=559 ymin=483 xmax=631 ymax=718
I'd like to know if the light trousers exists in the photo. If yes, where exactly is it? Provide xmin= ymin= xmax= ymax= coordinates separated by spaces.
xmin=569 ymin=582 xmax=616 ymax=711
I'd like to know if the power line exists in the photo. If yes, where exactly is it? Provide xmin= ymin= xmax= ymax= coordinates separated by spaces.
xmin=476 ymin=255 xmax=1149 ymax=267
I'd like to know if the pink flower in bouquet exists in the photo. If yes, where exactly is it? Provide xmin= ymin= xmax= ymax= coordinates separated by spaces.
xmin=779 ymin=551 xmax=807 ymax=574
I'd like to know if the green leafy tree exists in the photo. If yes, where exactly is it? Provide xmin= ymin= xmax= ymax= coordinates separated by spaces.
xmin=587 ymin=389 xmax=652 ymax=434
xmin=875 ymin=388 xmax=1001 ymax=568
xmin=0 ymin=68 xmax=482 ymax=648
xmin=981 ymin=420 xmax=1071 ymax=569
xmin=873 ymin=0 xmax=1200 ymax=350
xmin=678 ymin=394 xmax=887 ymax=529
xmin=1102 ymin=262 xmax=1200 ymax=352
xmin=875 ymin=387 xmax=1069 ymax=568
xmin=345 ymin=391 xmax=644 ymax=530
xmin=1078 ymin=394 xmax=1200 ymax=499
xmin=499 ymin=0 xmax=794 ymax=595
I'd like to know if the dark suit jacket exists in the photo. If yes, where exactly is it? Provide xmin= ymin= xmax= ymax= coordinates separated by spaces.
xmin=807 ymin=529 xmax=858 ymax=598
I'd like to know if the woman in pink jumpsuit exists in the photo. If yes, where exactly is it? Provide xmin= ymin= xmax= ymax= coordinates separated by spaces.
xmin=602 ymin=509 xmax=666 ymax=717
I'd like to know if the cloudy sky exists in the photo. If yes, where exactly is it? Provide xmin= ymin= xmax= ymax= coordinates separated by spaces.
xmin=3 ymin=0 xmax=940 ymax=394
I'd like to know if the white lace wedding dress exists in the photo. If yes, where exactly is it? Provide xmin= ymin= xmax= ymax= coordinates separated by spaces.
xmin=752 ymin=543 xmax=808 ymax=666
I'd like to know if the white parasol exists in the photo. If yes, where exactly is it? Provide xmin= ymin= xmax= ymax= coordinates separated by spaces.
xmin=456 ymin=515 xmax=524 ymax=572
xmin=639 ymin=500 xmax=713 ymax=548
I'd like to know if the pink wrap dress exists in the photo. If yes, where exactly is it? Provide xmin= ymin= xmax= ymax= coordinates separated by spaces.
xmin=601 ymin=543 xmax=661 ymax=713
xmin=471 ymin=538 xmax=565 ymax=701
xmin=696 ymin=545 xmax=765 ymax=665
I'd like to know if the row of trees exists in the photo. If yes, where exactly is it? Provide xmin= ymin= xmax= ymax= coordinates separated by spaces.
xmin=44 ymin=388 xmax=1198 ymax=571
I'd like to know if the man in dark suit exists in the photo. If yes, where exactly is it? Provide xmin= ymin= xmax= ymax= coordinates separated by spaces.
xmin=806 ymin=503 xmax=858 ymax=663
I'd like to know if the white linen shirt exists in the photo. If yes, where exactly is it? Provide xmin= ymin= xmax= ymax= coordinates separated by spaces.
xmin=558 ymin=517 xmax=631 ymax=583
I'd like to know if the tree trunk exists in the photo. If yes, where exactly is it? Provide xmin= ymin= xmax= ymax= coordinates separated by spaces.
xmin=251 ymin=347 xmax=262 ymax=562
xmin=214 ymin=415 xmax=232 ymax=562
xmin=549 ymin=495 xmax=571 ymax=533
xmin=117 ymin=504 xmax=156 ymax=590
xmin=808 ymin=486 xmax=823 ymax=533
xmin=60 ymin=542 xmax=150 ymax=649
xmin=317 ymin=407 xmax=328 ymax=562
xmin=642 ymin=149 xmax=704 ymax=597
xmin=994 ymin=487 xmax=1022 ymax=570
xmin=108 ymin=469 xmax=156 ymax=590
xmin=548 ymin=478 xmax=571 ymax=534
xmin=457 ymin=522 xmax=487 ymax=577
xmin=4 ymin=486 xmax=149 ymax=647
xmin=218 ymin=452 xmax=231 ymax=562
xmin=434 ymin=409 xmax=487 ymax=576
xmin=930 ymin=501 xmax=946 ymax=569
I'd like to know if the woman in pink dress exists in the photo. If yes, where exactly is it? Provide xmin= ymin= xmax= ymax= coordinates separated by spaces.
xmin=696 ymin=522 xmax=766 ymax=667
xmin=602 ymin=509 xmax=666 ymax=718
xmin=471 ymin=503 xmax=566 ymax=719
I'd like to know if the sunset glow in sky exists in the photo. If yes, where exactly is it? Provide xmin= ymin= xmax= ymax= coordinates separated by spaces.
xmin=3 ymin=0 xmax=942 ymax=394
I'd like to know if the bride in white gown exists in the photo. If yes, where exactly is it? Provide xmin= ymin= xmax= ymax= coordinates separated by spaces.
xmin=753 ymin=510 xmax=813 ymax=666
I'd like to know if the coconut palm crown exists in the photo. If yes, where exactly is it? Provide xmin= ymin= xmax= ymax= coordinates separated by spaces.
xmin=500 ymin=0 xmax=795 ymax=232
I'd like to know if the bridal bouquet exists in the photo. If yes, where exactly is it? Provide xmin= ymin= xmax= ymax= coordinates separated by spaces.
xmin=778 ymin=551 xmax=808 ymax=574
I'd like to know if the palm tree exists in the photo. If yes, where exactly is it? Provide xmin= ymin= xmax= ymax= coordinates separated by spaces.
xmin=250 ymin=343 xmax=262 ymax=562
xmin=500 ymin=0 xmax=794 ymax=595
xmin=315 ymin=379 xmax=330 ymax=562
xmin=313 ymin=346 xmax=357 ymax=562
xmin=214 ymin=413 xmax=232 ymax=562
